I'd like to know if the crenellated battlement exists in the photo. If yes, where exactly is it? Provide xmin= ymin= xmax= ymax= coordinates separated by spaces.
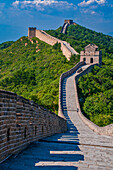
xmin=28 ymin=27 xmax=36 ymax=39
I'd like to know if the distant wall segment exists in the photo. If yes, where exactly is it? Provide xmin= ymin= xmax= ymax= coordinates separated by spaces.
xmin=28 ymin=28 xmax=79 ymax=61
xmin=0 ymin=90 xmax=67 ymax=163
xmin=36 ymin=30 xmax=58 ymax=46
xmin=61 ymin=20 xmax=77 ymax=34
xmin=61 ymin=23 xmax=69 ymax=34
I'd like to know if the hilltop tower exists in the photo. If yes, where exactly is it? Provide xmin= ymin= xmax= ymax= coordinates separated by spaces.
xmin=61 ymin=20 xmax=74 ymax=34
xmin=80 ymin=43 xmax=102 ymax=65
xmin=64 ymin=20 xmax=73 ymax=25
xmin=28 ymin=27 xmax=36 ymax=39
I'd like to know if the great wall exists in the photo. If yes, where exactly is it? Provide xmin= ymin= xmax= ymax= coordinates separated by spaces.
xmin=61 ymin=20 xmax=74 ymax=34
xmin=28 ymin=28 xmax=79 ymax=61
xmin=1 ymin=20 xmax=113 ymax=169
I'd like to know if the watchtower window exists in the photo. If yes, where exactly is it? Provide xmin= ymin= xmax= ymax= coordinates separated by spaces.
xmin=7 ymin=128 xmax=10 ymax=142
xmin=83 ymin=58 xmax=86 ymax=62
xmin=90 ymin=58 xmax=93 ymax=63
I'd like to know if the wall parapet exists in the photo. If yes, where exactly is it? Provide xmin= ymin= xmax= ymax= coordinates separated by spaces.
xmin=28 ymin=29 xmax=79 ymax=61
xmin=0 ymin=90 xmax=67 ymax=163
xmin=74 ymin=65 xmax=113 ymax=137
xmin=58 ymin=61 xmax=85 ymax=118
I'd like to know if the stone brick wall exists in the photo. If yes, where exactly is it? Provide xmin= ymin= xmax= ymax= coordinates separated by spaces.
xmin=36 ymin=30 xmax=73 ymax=60
xmin=60 ymin=42 xmax=72 ymax=60
xmin=36 ymin=30 xmax=58 ymax=46
xmin=28 ymin=29 xmax=78 ymax=61
xmin=74 ymin=65 xmax=113 ymax=137
xmin=0 ymin=90 xmax=67 ymax=163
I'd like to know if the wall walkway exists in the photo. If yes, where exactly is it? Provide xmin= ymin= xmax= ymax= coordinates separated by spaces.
xmin=61 ymin=23 xmax=69 ymax=34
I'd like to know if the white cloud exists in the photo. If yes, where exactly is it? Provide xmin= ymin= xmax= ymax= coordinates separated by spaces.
xmin=97 ymin=0 xmax=106 ymax=4
xmin=80 ymin=8 xmax=97 ymax=15
xmin=12 ymin=0 xmax=76 ymax=11
xmin=78 ymin=0 xmax=106 ymax=7
xmin=90 ymin=5 xmax=98 ymax=9
xmin=12 ymin=1 xmax=20 ymax=7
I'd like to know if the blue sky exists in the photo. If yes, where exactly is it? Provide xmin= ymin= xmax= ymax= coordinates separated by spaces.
xmin=0 ymin=0 xmax=113 ymax=43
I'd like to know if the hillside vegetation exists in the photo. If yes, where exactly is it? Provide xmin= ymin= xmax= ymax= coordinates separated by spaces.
xmin=47 ymin=24 xmax=113 ymax=126
xmin=0 ymin=41 xmax=14 ymax=50
xmin=0 ymin=36 xmax=79 ymax=114
xmin=0 ymin=24 xmax=113 ymax=126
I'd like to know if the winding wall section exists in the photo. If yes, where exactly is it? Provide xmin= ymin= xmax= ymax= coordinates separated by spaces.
xmin=58 ymin=61 xmax=84 ymax=119
xmin=74 ymin=66 xmax=113 ymax=137
xmin=59 ymin=62 xmax=113 ymax=137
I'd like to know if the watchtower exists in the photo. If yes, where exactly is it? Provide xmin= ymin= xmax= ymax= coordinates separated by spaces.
xmin=64 ymin=20 xmax=73 ymax=25
xmin=80 ymin=44 xmax=102 ymax=65
xmin=61 ymin=20 xmax=73 ymax=34
xmin=28 ymin=27 xmax=36 ymax=39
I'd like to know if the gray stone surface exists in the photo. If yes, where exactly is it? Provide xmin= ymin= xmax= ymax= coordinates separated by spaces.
xmin=1 ymin=66 xmax=113 ymax=169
